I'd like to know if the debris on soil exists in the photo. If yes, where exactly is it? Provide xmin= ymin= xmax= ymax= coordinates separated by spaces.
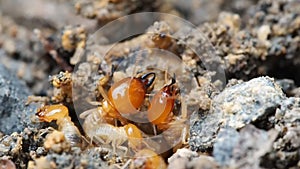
xmin=187 ymin=155 xmax=219 ymax=169
xmin=246 ymin=0 xmax=300 ymax=84
xmin=168 ymin=148 xmax=219 ymax=169
xmin=43 ymin=130 xmax=71 ymax=153
xmin=75 ymin=0 xmax=161 ymax=24
xmin=0 ymin=127 xmax=114 ymax=169
xmin=0 ymin=14 xmax=53 ymax=95
xmin=0 ymin=0 xmax=96 ymax=30
xmin=198 ymin=0 xmax=300 ymax=83
xmin=0 ymin=128 xmax=45 ymax=168
xmin=50 ymin=71 xmax=73 ymax=103
xmin=27 ymin=148 xmax=111 ymax=169
xmin=167 ymin=148 xmax=198 ymax=169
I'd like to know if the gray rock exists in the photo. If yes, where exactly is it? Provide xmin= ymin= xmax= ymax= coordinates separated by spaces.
xmin=0 ymin=63 xmax=41 ymax=134
xmin=167 ymin=148 xmax=219 ymax=169
xmin=212 ymin=127 xmax=239 ymax=166
xmin=189 ymin=112 xmax=221 ymax=151
xmin=29 ymin=148 xmax=111 ymax=169
xmin=167 ymin=148 xmax=198 ymax=169
xmin=214 ymin=76 xmax=285 ymax=129
xmin=213 ymin=125 xmax=277 ymax=169
xmin=189 ymin=76 xmax=285 ymax=151
xmin=261 ymin=97 xmax=300 ymax=169
xmin=275 ymin=79 xmax=295 ymax=95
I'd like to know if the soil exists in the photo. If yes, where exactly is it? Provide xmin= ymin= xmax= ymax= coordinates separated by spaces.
xmin=0 ymin=0 xmax=300 ymax=169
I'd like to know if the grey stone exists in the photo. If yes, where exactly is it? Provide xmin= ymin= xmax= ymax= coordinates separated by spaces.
xmin=261 ymin=97 xmax=300 ymax=168
xmin=213 ymin=125 xmax=277 ymax=169
xmin=0 ymin=63 xmax=41 ymax=134
xmin=212 ymin=127 xmax=239 ymax=166
xmin=189 ymin=76 xmax=285 ymax=151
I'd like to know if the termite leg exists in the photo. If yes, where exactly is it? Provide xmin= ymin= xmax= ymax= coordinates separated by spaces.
xmin=118 ymin=145 xmax=128 ymax=155
xmin=94 ymin=136 xmax=108 ymax=145
xmin=180 ymin=97 xmax=189 ymax=145
xmin=152 ymin=124 xmax=157 ymax=136
xmin=86 ymin=100 xmax=102 ymax=106
xmin=114 ymin=119 xmax=118 ymax=127
xmin=39 ymin=127 xmax=55 ymax=136
xmin=81 ymin=135 xmax=90 ymax=146
xmin=98 ymin=76 xmax=110 ymax=102
xmin=79 ymin=108 xmax=97 ymax=119
xmin=120 ymin=159 xmax=132 ymax=169
xmin=145 ymin=93 xmax=155 ymax=97
xmin=98 ymin=65 xmax=116 ymax=102
xmin=181 ymin=126 xmax=188 ymax=145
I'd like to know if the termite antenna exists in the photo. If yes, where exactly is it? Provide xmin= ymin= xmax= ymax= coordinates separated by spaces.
xmin=164 ymin=67 xmax=169 ymax=84
xmin=120 ymin=159 xmax=132 ymax=169
xmin=110 ymin=65 xmax=117 ymax=77
xmin=141 ymin=72 xmax=156 ymax=88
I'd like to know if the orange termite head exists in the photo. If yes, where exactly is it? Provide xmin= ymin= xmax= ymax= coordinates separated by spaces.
xmin=36 ymin=104 xmax=69 ymax=122
xmin=108 ymin=72 xmax=156 ymax=115
xmin=162 ymin=77 xmax=179 ymax=96
xmin=132 ymin=149 xmax=167 ymax=169
xmin=147 ymin=77 xmax=179 ymax=125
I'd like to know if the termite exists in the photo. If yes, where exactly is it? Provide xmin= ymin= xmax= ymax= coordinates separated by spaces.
xmin=84 ymin=122 xmax=144 ymax=154
xmin=146 ymin=75 xmax=189 ymax=150
xmin=147 ymin=77 xmax=179 ymax=131
xmin=80 ymin=72 xmax=156 ymax=125
xmin=148 ymin=78 xmax=189 ymax=151
xmin=36 ymin=104 xmax=83 ymax=148
xmin=106 ymin=72 xmax=156 ymax=115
